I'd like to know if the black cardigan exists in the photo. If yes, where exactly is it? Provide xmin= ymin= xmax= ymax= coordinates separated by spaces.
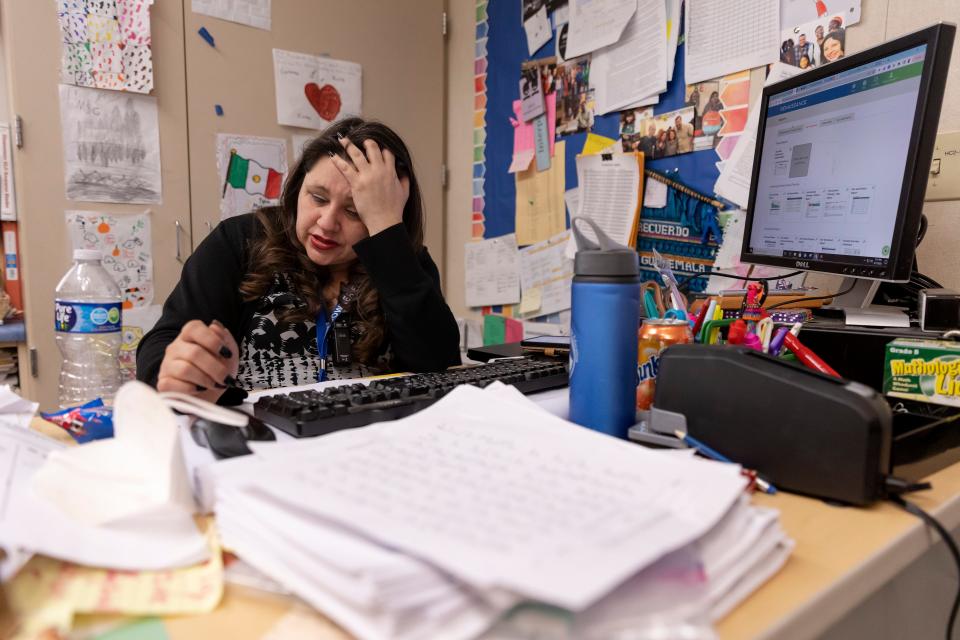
xmin=136 ymin=214 xmax=461 ymax=400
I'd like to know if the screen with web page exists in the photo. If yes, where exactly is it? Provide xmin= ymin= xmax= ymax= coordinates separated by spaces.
xmin=747 ymin=44 xmax=927 ymax=268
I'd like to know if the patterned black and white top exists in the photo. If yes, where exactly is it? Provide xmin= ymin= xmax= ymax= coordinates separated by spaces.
xmin=137 ymin=214 xmax=461 ymax=403
xmin=235 ymin=274 xmax=386 ymax=390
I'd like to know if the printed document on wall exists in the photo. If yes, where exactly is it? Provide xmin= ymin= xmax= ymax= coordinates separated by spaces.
xmin=566 ymin=152 xmax=642 ymax=259
xmin=66 ymin=210 xmax=153 ymax=309
xmin=520 ymin=231 xmax=573 ymax=318
xmin=273 ymin=50 xmax=361 ymax=129
xmin=685 ymin=0 xmax=779 ymax=85
xmin=465 ymin=234 xmax=521 ymax=308
xmin=59 ymin=85 xmax=162 ymax=204
xmin=0 ymin=123 xmax=16 ymax=219
xmin=217 ymin=134 xmax=288 ymax=219
xmin=565 ymin=0 xmax=638 ymax=59
xmin=58 ymin=0 xmax=155 ymax=94
xmin=591 ymin=0 xmax=667 ymax=115
xmin=192 ymin=0 xmax=271 ymax=30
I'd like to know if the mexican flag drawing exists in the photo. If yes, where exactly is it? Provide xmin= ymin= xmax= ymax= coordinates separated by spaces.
xmin=224 ymin=151 xmax=283 ymax=199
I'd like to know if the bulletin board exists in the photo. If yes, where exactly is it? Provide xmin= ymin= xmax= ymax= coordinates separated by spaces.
xmin=474 ymin=0 xmax=725 ymax=243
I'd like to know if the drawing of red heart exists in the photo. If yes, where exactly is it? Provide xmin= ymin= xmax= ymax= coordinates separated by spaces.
xmin=304 ymin=82 xmax=341 ymax=121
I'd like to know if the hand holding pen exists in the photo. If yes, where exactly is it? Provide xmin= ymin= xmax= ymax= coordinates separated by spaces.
xmin=157 ymin=319 xmax=240 ymax=402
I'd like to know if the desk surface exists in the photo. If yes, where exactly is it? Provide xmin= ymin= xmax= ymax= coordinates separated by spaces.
xmin=29 ymin=417 xmax=960 ymax=640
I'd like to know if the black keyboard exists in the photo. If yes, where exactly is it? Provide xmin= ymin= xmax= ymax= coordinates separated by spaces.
xmin=254 ymin=358 xmax=569 ymax=438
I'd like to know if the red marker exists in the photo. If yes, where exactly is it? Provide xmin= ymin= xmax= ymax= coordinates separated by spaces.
xmin=691 ymin=301 xmax=711 ymax=336
xmin=783 ymin=332 xmax=840 ymax=378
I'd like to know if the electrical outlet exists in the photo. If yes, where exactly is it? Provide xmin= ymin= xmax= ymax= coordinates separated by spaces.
xmin=926 ymin=131 xmax=960 ymax=201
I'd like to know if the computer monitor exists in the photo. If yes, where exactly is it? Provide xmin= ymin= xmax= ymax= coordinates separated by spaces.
xmin=741 ymin=23 xmax=955 ymax=323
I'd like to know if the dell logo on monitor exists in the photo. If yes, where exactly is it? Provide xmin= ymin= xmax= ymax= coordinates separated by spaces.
xmin=795 ymin=260 xmax=810 ymax=268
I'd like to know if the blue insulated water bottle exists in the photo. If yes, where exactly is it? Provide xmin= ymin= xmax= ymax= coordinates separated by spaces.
xmin=568 ymin=217 xmax=641 ymax=438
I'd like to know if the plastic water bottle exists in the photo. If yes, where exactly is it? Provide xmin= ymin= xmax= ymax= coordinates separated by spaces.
xmin=568 ymin=217 xmax=641 ymax=438
xmin=55 ymin=249 xmax=123 ymax=408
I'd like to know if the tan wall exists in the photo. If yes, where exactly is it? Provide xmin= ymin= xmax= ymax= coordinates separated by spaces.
xmin=444 ymin=0 xmax=960 ymax=313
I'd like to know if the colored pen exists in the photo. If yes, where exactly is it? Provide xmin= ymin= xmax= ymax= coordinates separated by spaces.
xmin=692 ymin=300 xmax=712 ymax=337
xmin=782 ymin=332 xmax=840 ymax=378
xmin=769 ymin=326 xmax=790 ymax=356
xmin=708 ymin=301 xmax=723 ymax=344
xmin=756 ymin=317 xmax=774 ymax=353
xmin=674 ymin=430 xmax=777 ymax=494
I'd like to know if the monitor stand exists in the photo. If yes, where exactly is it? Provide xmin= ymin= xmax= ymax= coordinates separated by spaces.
xmin=820 ymin=278 xmax=911 ymax=328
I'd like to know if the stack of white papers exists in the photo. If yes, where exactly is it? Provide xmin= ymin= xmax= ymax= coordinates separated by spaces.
xmin=0 ymin=382 xmax=210 ymax=577
xmin=215 ymin=383 xmax=792 ymax=637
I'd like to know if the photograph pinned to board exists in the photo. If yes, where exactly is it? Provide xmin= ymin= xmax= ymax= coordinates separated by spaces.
xmin=780 ymin=0 xmax=860 ymax=30
xmin=624 ymin=106 xmax=696 ymax=160
xmin=191 ymin=0 xmax=271 ymax=30
xmin=273 ymin=49 xmax=361 ymax=129
xmin=217 ymin=134 xmax=288 ymax=219
xmin=684 ymin=70 xmax=752 ymax=157
xmin=554 ymin=57 xmax=594 ymax=135
xmin=520 ymin=66 xmax=546 ymax=122
xmin=58 ymin=0 xmax=155 ymax=94
xmin=65 ymin=209 xmax=153 ymax=309
xmin=618 ymin=107 xmax=653 ymax=153
xmin=780 ymin=13 xmax=849 ymax=69
xmin=59 ymin=85 xmax=162 ymax=204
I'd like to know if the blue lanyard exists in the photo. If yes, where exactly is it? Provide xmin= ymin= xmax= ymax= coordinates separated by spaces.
xmin=315 ymin=303 xmax=343 ymax=382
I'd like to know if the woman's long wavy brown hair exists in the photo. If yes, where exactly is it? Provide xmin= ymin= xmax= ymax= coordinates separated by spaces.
xmin=239 ymin=118 xmax=425 ymax=365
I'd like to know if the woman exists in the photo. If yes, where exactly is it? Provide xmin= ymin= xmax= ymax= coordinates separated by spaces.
xmin=821 ymin=32 xmax=845 ymax=63
xmin=137 ymin=118 xmax=460 ymax=404
xmin=780 ymin=39 xmax=797 ymax=66
xmin=655 ymin=130 xmax=667 ymax=157
xmin=664 ymin=127 xmax=679 ymax=156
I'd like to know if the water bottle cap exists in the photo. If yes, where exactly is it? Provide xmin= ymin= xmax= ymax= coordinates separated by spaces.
xmin=73 ymin=249 xmax=102 ymax=261
xmin=570 ymin=217 xmax=639 ymax=278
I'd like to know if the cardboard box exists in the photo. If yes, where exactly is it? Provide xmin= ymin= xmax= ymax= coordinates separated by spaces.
xmin=884 ymin=338 xmax=960 ymax=407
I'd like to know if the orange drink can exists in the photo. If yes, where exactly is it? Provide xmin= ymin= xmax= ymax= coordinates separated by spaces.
xmin=637 ymin=318 xmax=693 ymax=410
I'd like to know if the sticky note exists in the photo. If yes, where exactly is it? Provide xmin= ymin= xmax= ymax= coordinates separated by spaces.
xmin=519 ymin=288 xmax=543 ymax=316
xmin=582 ymin=133 xmax=618 ymax=155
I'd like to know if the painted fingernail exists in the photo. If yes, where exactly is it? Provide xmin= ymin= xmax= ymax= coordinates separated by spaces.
xmin=219 ymin=345 xmax=233 ymax=358
xmin=224 ymin=375 xmax=237 ymax=386
xmin=196 ymin=385 xmax=207 ymax=392
xmin=336 ymin=132 xmax=344 ymax=139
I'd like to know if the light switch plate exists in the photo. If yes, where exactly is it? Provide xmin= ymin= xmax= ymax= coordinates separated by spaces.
xmin=926 ymin=131 xmax=960 ymax=202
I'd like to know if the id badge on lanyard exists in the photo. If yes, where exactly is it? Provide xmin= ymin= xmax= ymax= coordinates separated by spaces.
xmin=316 ymin=303 xmax=343 ymax=382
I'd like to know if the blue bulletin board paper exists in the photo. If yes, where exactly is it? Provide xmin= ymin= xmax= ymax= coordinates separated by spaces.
xmin=481 ymin=1 xmax=722 ymax=242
